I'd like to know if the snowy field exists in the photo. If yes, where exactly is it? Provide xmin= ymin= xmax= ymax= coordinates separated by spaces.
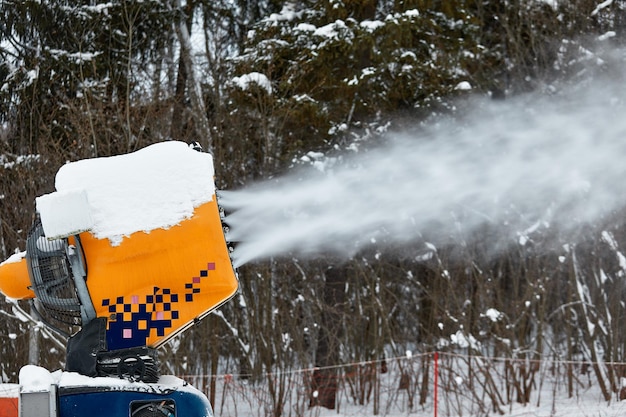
xmin=173 ymin=352 xmax=626 ymax=417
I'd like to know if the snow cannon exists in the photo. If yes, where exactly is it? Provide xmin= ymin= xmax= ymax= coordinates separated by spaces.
xmin=0 ymin=141 xmax=238 ymax=381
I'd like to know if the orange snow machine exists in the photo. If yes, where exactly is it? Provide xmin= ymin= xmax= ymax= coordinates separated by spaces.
xmin=0 ymin=141 xmax=238 ymax=381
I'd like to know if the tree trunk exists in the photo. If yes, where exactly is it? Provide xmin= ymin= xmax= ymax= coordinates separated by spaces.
xmin=171 ymin=0 xmax=213 ymax=149
xmin=170 ymin=50 xmax=188 ymax=141
xmin=310 ymin=264 xmax=348 ymax=409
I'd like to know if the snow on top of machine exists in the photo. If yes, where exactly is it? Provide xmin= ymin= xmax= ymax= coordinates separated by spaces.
xmin=36 ymin=141 xmax=216 ymax=245
xmin=19 ymin=365 xmax=197 ymax=393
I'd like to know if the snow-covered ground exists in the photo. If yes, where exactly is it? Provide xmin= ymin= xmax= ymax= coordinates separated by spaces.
xmin=6 ymin=363 xmax=626 ymax=417
xmin=178 ymin=352 xmax=626 ymax=417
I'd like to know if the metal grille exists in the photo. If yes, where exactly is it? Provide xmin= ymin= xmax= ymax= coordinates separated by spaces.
xmin=26 ymin=220 xmax=82 ymax=327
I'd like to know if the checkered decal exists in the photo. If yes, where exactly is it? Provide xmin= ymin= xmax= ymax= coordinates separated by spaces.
xmin=185 ymin=262 xmax=215 ymax=302
xmin=102 ymin=262 xmax=215 ymax=350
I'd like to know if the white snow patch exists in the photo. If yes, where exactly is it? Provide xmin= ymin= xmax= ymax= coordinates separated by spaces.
xmin=295 ymin=23 xmax=316 ymax=32
xmin=314 ymin=20 xmax=347 ymax=39
xmin=266 ymin=3 xmax=301 ymax=23
xmin=19 ymin=365 xmax=55 ymax=392
xmin=41 ymin=141 xmax=215 ymax=245
xmin=0 ymin=251 xmax=25 ymax=266
xmin=598 ymin=31 xmax=616 ymax=41
xmin=450 ymin=330 xmax=480 ymax=350
xmin=232 ymin=72 xmax=273 ymax=95
xmin=482 ymin=308 xmax=504 ymax=322
xmin=0 ymin=383 xmax=19 ymax=397
xmin=17 ymin=366 xmax=198 ymax=398
xmin=455 ymin=81 xmax=472 ymax=90
xmin=360 ymin=20 xmax=384 ymax=32
xmin=591 ymin=0 xmax=614 ymax=16
xmin=36 ymin=189 xmax=94 ymax=239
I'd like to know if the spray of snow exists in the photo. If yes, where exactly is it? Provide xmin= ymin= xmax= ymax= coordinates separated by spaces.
xmin=221 ymin=77 xmax=626 ymax=267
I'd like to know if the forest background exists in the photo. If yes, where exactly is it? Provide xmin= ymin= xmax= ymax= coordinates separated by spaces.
xmin=1 ymin=0 xmax=626 ymax=415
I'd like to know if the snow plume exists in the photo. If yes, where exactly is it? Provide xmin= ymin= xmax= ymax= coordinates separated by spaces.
xmin=220 ymin=77 xmax=626 ymax=267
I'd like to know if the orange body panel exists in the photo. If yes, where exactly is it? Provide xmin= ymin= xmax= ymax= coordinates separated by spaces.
xmin=80 ymin=198 xmax=238 ymax=349
xmin=0 ymin=258 xmax=35 ymax=300
xmin=0 ymin=397 xmax=18 ymax=417
xmin=0 ymin=384 xmax=19 ymax=417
